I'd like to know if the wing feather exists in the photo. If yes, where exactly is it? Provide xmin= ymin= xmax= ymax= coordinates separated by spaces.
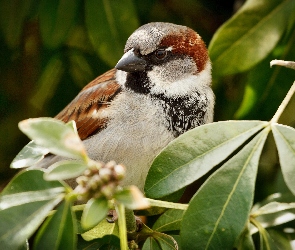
xmin=55 ymin=69 xmax=121 ymax=140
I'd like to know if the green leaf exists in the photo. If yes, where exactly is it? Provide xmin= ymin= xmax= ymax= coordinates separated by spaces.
xmin=81 ymin=197 xmax=109 ymax=230
xmin=44 ymin=160 xmax=88 ymax=181
xmin=39 ymin=0 xmax=78 ymax=48
xmin=0 ymin=170 xmax=65 ymax=249
xmin=1 ymin=169 xmax=64 ymax=195
xmin=18 ymin=117 xmax=87 ymax=160
xmin=145 ymin=121 xmax=268 ymax=198
xmin=268 ymin=229 xmax=293 ymax=250
xmin=250 ymin=193 xmax=295 ymax=234
xmin=10 ymin=141 xmax=49 ymax=169
xmin=77 ymin=234 xmax=120 ymax=250
xmin=272 ymin=124 xmax=295 ymax=195
xmin=180 ymin=127 xmax=269 ymax=249
xmin=142 ymin=237 xmax=161 ymax=250
xmin=234 ymin=31 xmax=295 ymax=120
xmin=209 ymin=0 xmax=294 ymax=76
xmin=250 ymin=202 xmax=295 ymax=234
xmin=251 ymin=219 xmax=279 ymax=250
xmin=252 ymin=201 xmax=295 ymax=217
xmin=114 ymin=186 xmax=149 ymax=210
xmin=0 ymin=198 xmax=63 ymax=249
xmin=153 ymin=233 xmax=178 ymax=250
xmin=33 ymin=200 xmax=77 ymax=250
xmin=236 ymin=223 xmax=255 ymax=250
xmin=143 ymin=233 xmax=178 ymax=250
xmin=81 ymin=219 xmax=119 ymax=241
xmin=0 ymin=187 xmax=64 ymax=210
xmin=152 ymin=209 xmax=184 ymax=233
xmin=85 ymin=0 xmax=139 ymax=66
xmin=0 ymin=0 xmax=34 ymax=48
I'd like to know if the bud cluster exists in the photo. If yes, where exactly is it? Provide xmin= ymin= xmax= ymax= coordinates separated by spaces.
xmin=74 ymin=160 xmax=126 ymax=201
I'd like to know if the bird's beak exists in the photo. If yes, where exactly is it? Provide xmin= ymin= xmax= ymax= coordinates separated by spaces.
xmin=115 ymin=49 xmax=146 ymax=72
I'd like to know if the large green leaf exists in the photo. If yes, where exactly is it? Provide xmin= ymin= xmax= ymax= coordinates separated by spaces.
xmin=18 ymin=118 xmax=87 ymax=160
xmin=0 ymin=188 xmax=64 ymax=210
xmin=180 ymin=127 xmax=269 ymax=249
xmin=0 ymin=170 xmax=65 ymax=249
xmin=39 ymin=0 xmax=79 ymax=48
xmin=272 ymin=124 xmax=295 ymax=195
xmin=0 ymin=198 xmax=63 ymax=250
xmin=209 ymin=0 xmax=294 ymax=76
xmin=145 ymin=121 xmax=268 ymax=198
xmin=33 ymin=200 xmax=76 ymax=250
xmin=85 ymin=0 xmax=139 ymax=66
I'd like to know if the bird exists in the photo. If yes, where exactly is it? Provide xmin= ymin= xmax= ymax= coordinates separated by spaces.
xmin=40 ymin=22 xmax=215 ymax=191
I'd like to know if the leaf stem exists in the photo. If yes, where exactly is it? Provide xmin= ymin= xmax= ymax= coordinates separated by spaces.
xmin=145 ymin=198 xmax=188 ymax=210
xmin=250 ymin=217 xmax=271 ymax=249
xmin=270 ymin=60 xmax=295 ymax=70
xmin=271 ymin=80 xmax=295 ymax=124
xmin=116 ymin=203 xmax=128 ymax=250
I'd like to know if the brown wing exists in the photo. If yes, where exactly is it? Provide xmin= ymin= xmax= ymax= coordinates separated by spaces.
xmin=55 ymin=69 xmax=121 ymax=140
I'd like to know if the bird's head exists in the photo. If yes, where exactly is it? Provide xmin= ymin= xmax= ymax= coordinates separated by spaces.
xmin=115 ymin=22 xmax=212 ymax=97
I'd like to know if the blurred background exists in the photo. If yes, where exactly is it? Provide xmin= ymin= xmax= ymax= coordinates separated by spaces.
xmin=0 ymin=0 xmax=294 ymax=201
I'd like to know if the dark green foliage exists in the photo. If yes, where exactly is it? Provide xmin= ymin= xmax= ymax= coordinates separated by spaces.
xmin=1 ymin=0 xmax=295 ymax=249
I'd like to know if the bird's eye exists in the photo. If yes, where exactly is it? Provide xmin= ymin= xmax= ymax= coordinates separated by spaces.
xmin=155 ymin=49 xmax=167 ymax=60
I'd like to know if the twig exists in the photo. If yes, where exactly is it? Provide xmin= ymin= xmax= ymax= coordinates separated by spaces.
xmin=270 ymin=60 xmax=295 ymax=70
xmin=116 ymin=203 xmax=128 ymax=250
xmin=270 ymin=60 xmax=295 ymax=123
xmin=145 ymin=198 xmax=188 ymax=210
xmin=271 ymin=80 xmax=295 ymax=124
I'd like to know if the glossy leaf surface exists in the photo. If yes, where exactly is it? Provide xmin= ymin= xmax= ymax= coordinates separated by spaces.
xmin=145 ymin=121 xmax=268 ymax=198
xmin=180 ymin=128 xmax=269 ymax=249
xmin=0 ymin=170 xmax=64 ymax=249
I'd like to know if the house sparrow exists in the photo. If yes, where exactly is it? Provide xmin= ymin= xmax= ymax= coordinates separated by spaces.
xmin=41 ymin=22 xmax=215 ymax=191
